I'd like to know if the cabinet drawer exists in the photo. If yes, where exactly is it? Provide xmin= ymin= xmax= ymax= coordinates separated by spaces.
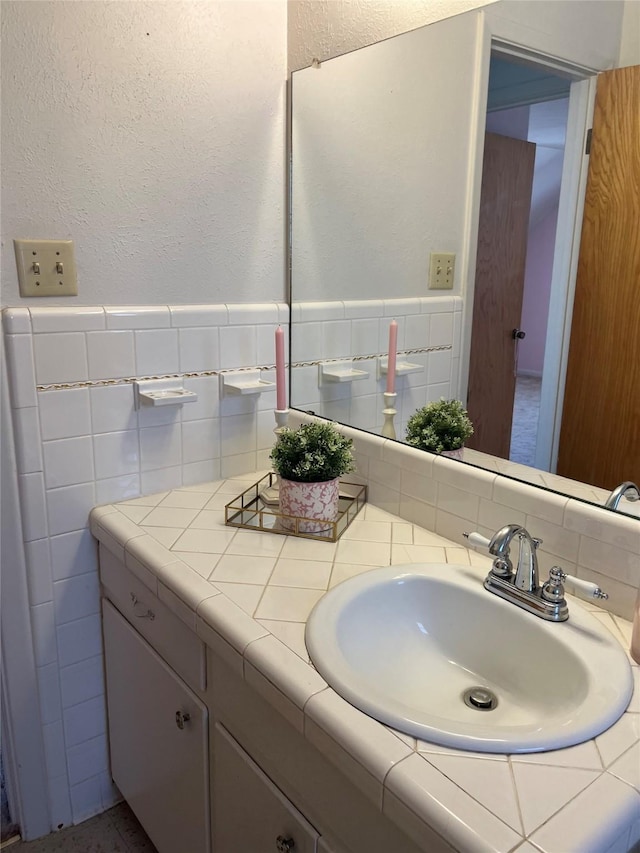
xmin=99 ymin=545 xmax=205 ymax=692
xmin=213 ymin=722 xmax=320 ymax=853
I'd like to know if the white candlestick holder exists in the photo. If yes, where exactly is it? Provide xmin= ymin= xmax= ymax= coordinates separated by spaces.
xmin=381 ymin=392 xmax=397 ymax=439
xmin=260 ymin=409 xmax=290 ymax=505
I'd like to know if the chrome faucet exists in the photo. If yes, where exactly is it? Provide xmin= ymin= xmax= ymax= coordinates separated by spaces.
xmin=488 ymin=524 xmax=541 ymax=592
xmin=605 ymin=481 xmax=640 ymax=510
xmin=463 ymin=524 xmax=608 ymax=622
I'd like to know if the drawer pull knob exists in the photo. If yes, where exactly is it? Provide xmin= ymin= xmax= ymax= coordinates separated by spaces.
xmin=276 ymin=837 xmax=295 ymax=852
xmin=130 ymin=593 xmax=155 ymax=620
xmin=175 ymin=710 xmax=191 ymax=730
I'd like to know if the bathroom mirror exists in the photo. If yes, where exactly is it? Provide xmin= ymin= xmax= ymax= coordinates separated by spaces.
xmin=289 ymin=5 xmax=639 ymax=515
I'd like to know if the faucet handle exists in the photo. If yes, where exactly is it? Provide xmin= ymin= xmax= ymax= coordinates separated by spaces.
xmin=542 ymin=566 xmax=608 ymax=603
xmin=463 ymin=531 xmax=492 ymax=550
xmin=532 ymin=537 xmax=543 ymax=549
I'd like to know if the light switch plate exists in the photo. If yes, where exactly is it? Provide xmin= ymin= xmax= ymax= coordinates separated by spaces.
xmin=14 ymin=239 xmax=78 ymax=296
xmin=428 ymin=252 xmax=455 ymax=290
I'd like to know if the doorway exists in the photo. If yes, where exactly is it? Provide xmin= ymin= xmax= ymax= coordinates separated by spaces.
xmin=466 ymin=51 xmax=587 ymax=469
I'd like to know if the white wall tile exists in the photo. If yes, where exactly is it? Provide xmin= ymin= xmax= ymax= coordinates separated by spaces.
xmin=24 ymin=538 xmax=53 ymax=606
xmin=105 ymin=306 xmax=170 ymax=329
xmin=221 ymin=413 xmax=256 ymax=458
xmin=69 ymin=775 xmax=103 ymax=824
xmin=47 ymin=482 xmax=96 ymax=536
xmin=95 ymin=473 xmax=141 ymax=505
xmin=66 ymin=735 xmax=109 ymax=785
xmin=13 ymin=406 xmax=43 ymax=473
xmin=57 ymin=613 xmax=103 ymax=669
xmin=19 ymin=472 xmax=48 ymax=541
xmin=43 ymin=436 xmax=94 ymax=489
xmin=37 ymin=663 xmax=63 ymax=726
xmin=178 ymin=327 xmax=219 ymax=373
xmin=298 ymin=302 xmax=345 ymax=322
xmin=430 ymin=313 xmax=454 ymax=346
xmin=257 ymin=323 xmax=287 ymax=368
xmin=3 ymin=307 xmax=32 ymax=334
xmin=39 ymin=388 xmax=92 ymax=440
xmin=59 ymin=655 xmax=104 ymax=709
xmin=182 ymin=459 xmax=220 ymax=486
xmin=5 ymin=334 xmax=38 ymax=406
xmin=169 ymin=304 xmax=228 ymax=327
xmin=30 ymin=602 xmax=57 ymax=666
xmin=89 ymin=385 xmax=137 ymax=433
xmin=321 ymin=320 xmax=351 ymax=360
xmin=343 ymin=300 xmax=384 ymax=320
xmin=137 ymin=401 xmax=180 ymax=428
xmin=63 ymin=695 xmax=107 ymax=748
xmin=48 ymin=773 xmax=73 ymax=828
xmin=140 ymin=465 xmax=183 ymax=494
xmin=140 ymin=423 xmax=182 ymax=471
xmin=54 ymin=572 xmax=100 ymax=626
xmin=218 ymin=325 xmax=257 ymax=369
xmin=428 ymin=350 xmax=452 ymax=384
xmin=42 ymin=721 xmax=69 ymax=780
xmin=33 ymin=333 xmax=89 ymax=385
xmin=404 ymin=315 xmax=430 ymax=350
xmin=182 ymin=419 xmax=218 ymax=464
xmin=50 ymin=529 xmax=98 ymax=582
xmin=135 ymin=328 xmax=179 ymax=376
xmin=86 ymin=331 xmax=135 ymax=380
xmin=30 ymin=307 xmax=105 ymax=333
xmin=227 ymin=303 xmax=279 ymax=325
xmin=291 ymin=322 xmax=322 ymax=363
xmin=93 ymin=430 xmax=140 ymax=480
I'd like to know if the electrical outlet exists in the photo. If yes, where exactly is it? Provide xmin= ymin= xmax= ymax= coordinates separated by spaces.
xmin=14 ymin=239 xmax=78 ymax=296
xmin=428 ymin=252 xmax=455 ymax=290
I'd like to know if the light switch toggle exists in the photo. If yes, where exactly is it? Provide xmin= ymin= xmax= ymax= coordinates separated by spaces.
xmin=32 ymin=262 xmax=40 ymax=274
xmin=56 ymin=262 xmax=64 ymax=274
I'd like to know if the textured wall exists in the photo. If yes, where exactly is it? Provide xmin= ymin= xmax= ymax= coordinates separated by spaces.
xmin=287 ymin=0 xmax=497 ymax=72
xmin=1 ymin=1 xmax=286 ymax=307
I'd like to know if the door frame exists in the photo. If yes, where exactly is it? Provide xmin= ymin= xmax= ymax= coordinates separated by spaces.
xmin=458 ymin=22 xmax=598 ymax=473
xmin=535 ymin=76 xmax=596 ymax=472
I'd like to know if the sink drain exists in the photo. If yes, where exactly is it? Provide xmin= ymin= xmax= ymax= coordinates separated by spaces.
xmin=463 ymin=686 xmax=498 ymax=711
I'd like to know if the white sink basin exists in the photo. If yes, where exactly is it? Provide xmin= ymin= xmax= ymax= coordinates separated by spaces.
xmin=305 ymin=564 xmax=633 ymax=753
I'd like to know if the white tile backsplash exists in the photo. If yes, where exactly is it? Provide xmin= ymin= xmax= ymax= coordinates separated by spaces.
xmin=86 ymin=331 xmax=135 ymax=381
xmin=34 ymin=333 xmax=89 ymax=385
xmin=40 ymin=388 xmax=92 ymax=440
xmin=3 ymin=301 xmax=638 ymax=834
xmin=134 ymin=328 xmax=179 ymax=376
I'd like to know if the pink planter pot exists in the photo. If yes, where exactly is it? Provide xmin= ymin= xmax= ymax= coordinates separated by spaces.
xmin=279 ymin=477 xmax=340 ymax=534
xmin=441 ymin=448 xmax=464 ymax=461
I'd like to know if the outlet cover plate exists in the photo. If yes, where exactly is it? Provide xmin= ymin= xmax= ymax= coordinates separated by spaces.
xmin=429 ymin=252 xmax=455 ymax=290
xmin=14 ymin=239 xmax=78 ymax=297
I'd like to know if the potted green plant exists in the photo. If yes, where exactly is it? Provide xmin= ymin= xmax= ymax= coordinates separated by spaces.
xmin=270 ymin=421 xmax=355 ymax=532
xmin=405 ymin=398 xmax=473 ymax=459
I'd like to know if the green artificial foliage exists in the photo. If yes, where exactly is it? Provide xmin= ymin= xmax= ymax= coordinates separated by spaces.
xmin=405 ymin=399 xmax=474 ymax=453
xmin=270 ymin=422 xmax=355 ymax=483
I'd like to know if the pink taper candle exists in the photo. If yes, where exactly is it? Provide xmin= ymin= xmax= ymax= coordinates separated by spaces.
xmin=275 ymin=326 xmax=286 ymax=410
xmin=386 ymin=320 xmax=398 ymax=394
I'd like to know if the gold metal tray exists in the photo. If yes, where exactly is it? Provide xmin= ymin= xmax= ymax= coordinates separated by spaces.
xmin=224 ymin=473 xmax=367 ymax=542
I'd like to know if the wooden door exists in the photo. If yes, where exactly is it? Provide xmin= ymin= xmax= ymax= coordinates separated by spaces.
xmin=466 ymin=132 xmax=536 ymax=458
xmin=557 ymin=66 xmax=640 ymax=489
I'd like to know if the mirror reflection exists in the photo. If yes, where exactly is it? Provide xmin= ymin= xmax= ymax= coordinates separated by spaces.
xmin=289 ymin=5 xmax=639 ymax=517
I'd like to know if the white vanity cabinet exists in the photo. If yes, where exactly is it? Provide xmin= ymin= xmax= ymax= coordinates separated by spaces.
xmin=213 ymin=722 xmax=320 ymax=853
xmin=102 ymin=600 xmax=210 ymax=853
xmin=98 ymin=545 xmax=432 ymax=853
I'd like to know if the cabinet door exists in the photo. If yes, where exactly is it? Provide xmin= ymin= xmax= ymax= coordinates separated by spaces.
xmin=213 ymin=723 xmax=319 ymax=853
xmin=102 ymin=600 xmax=210 ymax=853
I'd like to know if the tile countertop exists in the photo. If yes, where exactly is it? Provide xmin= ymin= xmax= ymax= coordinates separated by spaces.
xmin=89 ymin=473 xmax=640 ymax=853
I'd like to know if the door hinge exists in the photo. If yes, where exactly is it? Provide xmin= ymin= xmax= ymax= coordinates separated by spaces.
xmin=585 ymin=128 xmax=592 ymax=155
